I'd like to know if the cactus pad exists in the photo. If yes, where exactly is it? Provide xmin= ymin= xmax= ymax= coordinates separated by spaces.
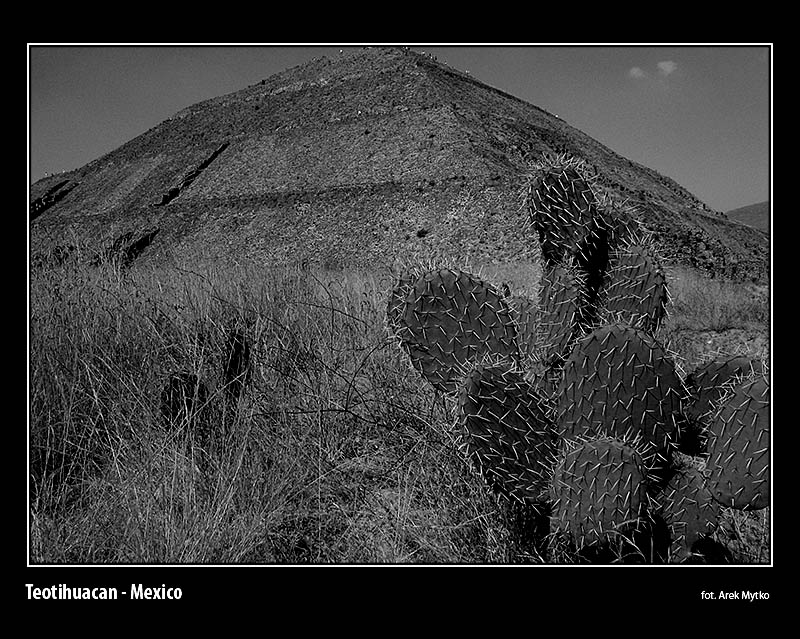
xmin=684 ymin=356 xmax=767 ymax=426
xmin=536 ymin=260 xmax=589 ymax=368
xmin=659 ymin=466 xmax=722 ymax=562
xmin=598 ymin=238 xmax=668 ymax=335
xmin=457 ymin=361 xmax=558 ymax=507
xmin=550 ymin=435 xmax=651 ymax=550
xmin=595 ymin=194 xmax=648 ymax=255
xmin=525 ymin=153 xmax=604 ymax=267
xmin=706 ymin=373 xmax=770 ymax=510
xmin=395 ymin=268 xmax=519 ymax=394
xmin=556 ymin=323 xmax=684 ymax=459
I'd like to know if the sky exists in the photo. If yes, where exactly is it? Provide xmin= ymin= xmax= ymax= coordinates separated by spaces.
xmin=27 ymin=44 xmax=772 ymax=213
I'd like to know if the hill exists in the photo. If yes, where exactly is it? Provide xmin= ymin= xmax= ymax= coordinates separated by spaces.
xmin=726 ymin=201 xmax=770 ymax=234
xmin=29 ymin=47 xmax=769 ymax=281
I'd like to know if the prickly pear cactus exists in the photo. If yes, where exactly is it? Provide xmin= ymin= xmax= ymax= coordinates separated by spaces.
xmin=385 ymin=147 xmax=769 ymax=564
xmin=684 ymin=356 xmax=767 ymax=427
xmin=658 ymin=465 xmax=722 ymax=562
xmin=597 ymin=238 xmax=669 ymax=335
xmin=393 ymin=268 xmax=519 ymax=394
xmin=550 ymin=435 xmax=651 ymax=551
xmin=525 ymin=152 xmax=604 ymax=268
xmin=706 ymin=372 xmax=770 ymax=510
xmin=457 ymin=360 xmax=558 ymax=507
xmin=556 ymin=323 xmax=685 ymax=460
xmin=536 ymin=259 xmax=590 ymax=368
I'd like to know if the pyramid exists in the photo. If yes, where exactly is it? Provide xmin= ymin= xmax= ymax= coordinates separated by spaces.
xmin=29 ymin=47 xmax=768 ymax=280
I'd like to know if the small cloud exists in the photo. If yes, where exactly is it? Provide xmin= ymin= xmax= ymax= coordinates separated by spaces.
xmin=657 ymin=60 xmax=678 ymax=76
xmin=628 ymin=66 xmax=646 ymax=79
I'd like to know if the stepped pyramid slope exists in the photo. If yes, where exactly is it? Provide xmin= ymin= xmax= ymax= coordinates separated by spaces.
xmin=30 ymin=47 xmax=768 ymax=280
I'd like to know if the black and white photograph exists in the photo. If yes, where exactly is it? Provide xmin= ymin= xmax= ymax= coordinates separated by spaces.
xmin=26 ymin=43 xmax=773 ymax=603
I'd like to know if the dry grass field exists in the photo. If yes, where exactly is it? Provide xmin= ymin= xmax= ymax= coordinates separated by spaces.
xmin=27 ymin=254 xmax=770 ymax=564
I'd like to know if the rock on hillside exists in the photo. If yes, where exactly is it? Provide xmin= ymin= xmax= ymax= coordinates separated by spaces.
xmin=30 ymin=47 xmax=769 ymax=281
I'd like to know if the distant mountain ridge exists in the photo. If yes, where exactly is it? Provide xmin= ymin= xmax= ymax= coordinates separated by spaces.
xmin=29 ymin=46 xmax=769 ymax=281
xmin=726 ymin=201 xmax=769 ymax=234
